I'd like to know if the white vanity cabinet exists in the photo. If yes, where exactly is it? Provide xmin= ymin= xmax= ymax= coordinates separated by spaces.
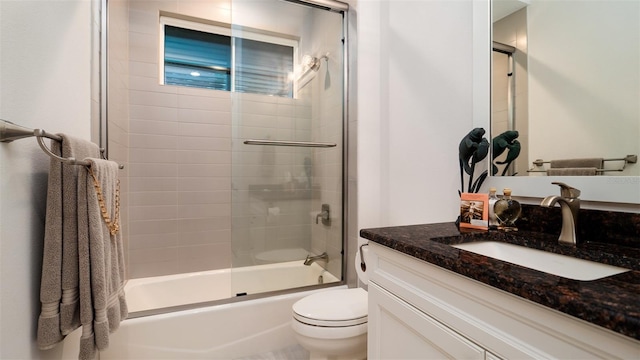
xmin=367 ymin=242 xmax=640 ymax=360
xmin=369 ymin=282 xmax=489 ymax=359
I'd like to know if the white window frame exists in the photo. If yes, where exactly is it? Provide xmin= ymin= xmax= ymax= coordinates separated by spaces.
xmin=159 ymin=16 xmax=299 ymax=96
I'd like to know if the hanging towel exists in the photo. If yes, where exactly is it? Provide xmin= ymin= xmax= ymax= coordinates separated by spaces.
xmin=550 ymin=158 xmax=603 ymax=169
xmin=77 ymin=158 xmax=127 ymax=360
xmin=38 ymin=135 xmax=101 ymax=350
xmin=547 ymin=167 xmax=598 ymax=176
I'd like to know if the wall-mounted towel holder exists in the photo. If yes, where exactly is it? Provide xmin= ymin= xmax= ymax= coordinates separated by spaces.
xmin=527 ymin=155 xmax=637 ymax=173
xmin=0 ymin=119 xmax=123 ymax=169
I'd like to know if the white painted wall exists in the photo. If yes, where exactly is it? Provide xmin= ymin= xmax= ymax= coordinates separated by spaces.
xmin=358 ymin=0 xmax=474 ymax=230
xmin=0 ymin=1 xmax=93 ymax=358
xmin=528 ymin=0 xmax=640 ymax=175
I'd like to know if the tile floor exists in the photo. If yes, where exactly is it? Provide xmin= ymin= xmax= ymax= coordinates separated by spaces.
xmin=235 ymin=344 xmax=309 ymax=360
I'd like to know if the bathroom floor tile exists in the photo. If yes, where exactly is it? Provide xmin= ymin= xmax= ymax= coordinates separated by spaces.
xmin=234 ymin=344 xmax=309 ymax=360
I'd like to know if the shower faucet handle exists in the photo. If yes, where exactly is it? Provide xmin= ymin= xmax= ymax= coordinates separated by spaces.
xmin=316 ymin=204 xmax=331 ymax=226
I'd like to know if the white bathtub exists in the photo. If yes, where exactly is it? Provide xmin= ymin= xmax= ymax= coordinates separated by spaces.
xmin=125 ymin=261 xmax=339 ymax=312
xmin=95 ymin=261 xmax=342 ymax=359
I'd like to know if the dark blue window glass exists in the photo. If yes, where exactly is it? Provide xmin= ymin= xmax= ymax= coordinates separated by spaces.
xmin=164 ymin=25 xmax=231 ymax=90
xmin=164 ymin=24 xmax=294 ymax=97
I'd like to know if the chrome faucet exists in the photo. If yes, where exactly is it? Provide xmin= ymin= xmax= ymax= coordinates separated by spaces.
xmin=540 ymin=182 xmax=581 ymax=245
xmin=304 ymin=252 xmax=328 ymax=266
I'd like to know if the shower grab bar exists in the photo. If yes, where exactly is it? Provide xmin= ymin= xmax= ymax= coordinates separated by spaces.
xmin=0 ymin=119 xmax=123 ymax=168
xmin=243 ymin=139 xmax=337 ymax=148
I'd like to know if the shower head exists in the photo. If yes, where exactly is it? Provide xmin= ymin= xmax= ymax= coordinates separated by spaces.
xmin=302 ymin=55 xmax=321 ymax=72
xmin=302 ymin=53 xmax=329 ymax=72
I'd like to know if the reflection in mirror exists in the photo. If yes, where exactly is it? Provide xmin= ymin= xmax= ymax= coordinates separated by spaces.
xmin=491 ymin=0 xmax=639 ymax=177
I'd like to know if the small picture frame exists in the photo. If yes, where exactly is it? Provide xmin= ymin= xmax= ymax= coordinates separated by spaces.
xmin=459 ymin=192 xmax=489 ymax=230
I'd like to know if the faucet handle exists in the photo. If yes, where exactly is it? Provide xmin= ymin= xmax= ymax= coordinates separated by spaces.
xmin=551 ymin=181 xmax=581 ymax=198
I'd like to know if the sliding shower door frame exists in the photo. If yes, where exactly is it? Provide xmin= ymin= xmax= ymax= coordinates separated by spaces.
xmin=100 ymin=0 xmax=353 ymax=318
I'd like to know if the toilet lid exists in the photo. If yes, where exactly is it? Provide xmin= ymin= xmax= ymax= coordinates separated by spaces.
xmin=292 ymin=288 xmax=368 ymax=327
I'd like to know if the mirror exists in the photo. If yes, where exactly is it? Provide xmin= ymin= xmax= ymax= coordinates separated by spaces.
xmin=473 ymin=0 xmax=640 ymax=204
xmin=491 ymin=0 xmax=639 ymax=178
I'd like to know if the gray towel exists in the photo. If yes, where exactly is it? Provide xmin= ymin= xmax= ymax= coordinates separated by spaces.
xmin=547 ymin=167 xmax=598 ymax=176
xmin=38 ymin=135 xmax=101 ymax=350
xmin=77 ymin=158 xmax=127 ymax=360
xmin=550 ymin=158 xmax=603 ymax=169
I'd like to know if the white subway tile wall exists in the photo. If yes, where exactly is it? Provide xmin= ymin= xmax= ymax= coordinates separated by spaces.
xmin=117 ymin=0 xmax=344 ymax=281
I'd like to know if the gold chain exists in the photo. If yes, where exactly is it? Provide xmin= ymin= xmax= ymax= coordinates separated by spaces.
xmin=87 ymin=167 xmax=120 ymax=236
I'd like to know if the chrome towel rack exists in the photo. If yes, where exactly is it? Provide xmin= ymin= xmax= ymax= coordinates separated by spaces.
xmin=528 ymin=155 xmax=637 ymax=173
xmin=0 ymin=119 xmax=123 ymax=168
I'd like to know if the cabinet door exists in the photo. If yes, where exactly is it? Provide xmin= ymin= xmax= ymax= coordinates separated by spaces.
xmin=369 ymin=282 xmax=485 ymax=360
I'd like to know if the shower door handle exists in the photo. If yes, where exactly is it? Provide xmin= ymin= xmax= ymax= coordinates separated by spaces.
xmin=243 ymin=139 xmax=336 ymax=148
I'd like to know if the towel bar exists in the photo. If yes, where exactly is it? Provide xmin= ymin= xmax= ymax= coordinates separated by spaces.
xmin=244 ymin=139 xmax=337 ymax=148
xmin=528 ymin=155 xmax=637 ymax=173
xmin=0 ymin=119 xmax=124 ymax=168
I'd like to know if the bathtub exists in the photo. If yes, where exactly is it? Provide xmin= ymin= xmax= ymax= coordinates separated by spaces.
xmin=96 ymin=261 xmax=342 ymax=359
xmin=125 ymin=260 xmax=339 ymax=312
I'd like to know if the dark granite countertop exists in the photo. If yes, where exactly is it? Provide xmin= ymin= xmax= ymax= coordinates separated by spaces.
xmin=360 ymin=222 xmax=640 ymax=341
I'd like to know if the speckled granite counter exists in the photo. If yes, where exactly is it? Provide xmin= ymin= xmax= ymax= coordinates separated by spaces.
xmin=360 ymin=222 xmax=640 ymax=341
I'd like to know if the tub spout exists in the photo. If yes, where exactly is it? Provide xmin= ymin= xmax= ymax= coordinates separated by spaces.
xmin=304 ymin=252 xmax=328 ymax=266
xmin=540 ymin=182 xmax=581 ymax=245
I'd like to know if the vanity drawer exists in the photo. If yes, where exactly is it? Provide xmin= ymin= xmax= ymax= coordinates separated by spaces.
xmin=368 ymin=282 xmax=485 ymax=359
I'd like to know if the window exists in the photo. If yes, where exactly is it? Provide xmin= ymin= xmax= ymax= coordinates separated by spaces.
xmin=161 ymin=17 xmax=296 ymax=97
xmin=164 ymin=25 xmax=232 ymax=90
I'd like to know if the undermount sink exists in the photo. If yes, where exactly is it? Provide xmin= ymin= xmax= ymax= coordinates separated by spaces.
xmin=452 ymin=241 xmax=630 ymax=281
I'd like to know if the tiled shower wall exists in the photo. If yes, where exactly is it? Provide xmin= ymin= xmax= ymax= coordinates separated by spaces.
xmin=122 ymin=0 xmax=344 ymax=279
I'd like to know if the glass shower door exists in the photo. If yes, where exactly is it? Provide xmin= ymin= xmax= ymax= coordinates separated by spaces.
xmin=229 ymin=0 xmax=345 ymax=296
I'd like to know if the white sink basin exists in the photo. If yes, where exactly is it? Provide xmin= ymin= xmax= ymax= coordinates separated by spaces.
xmin=452 ymin=241 xmax=630 ymax=281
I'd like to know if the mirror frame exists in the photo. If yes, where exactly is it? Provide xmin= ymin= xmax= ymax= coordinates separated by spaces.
xmin=473 ymin=0 xmax=640 ymax=205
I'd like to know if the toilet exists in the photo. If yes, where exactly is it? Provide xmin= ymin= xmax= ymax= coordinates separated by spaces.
xmin=291 ymin=247 xmax=369 ymax=360
xmin=291 ymin=288 xmax=368 ymax=360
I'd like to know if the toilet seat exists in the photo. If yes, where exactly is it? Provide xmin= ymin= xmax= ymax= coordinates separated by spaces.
xmin=292 ymin=288 xmax=368 ymax=327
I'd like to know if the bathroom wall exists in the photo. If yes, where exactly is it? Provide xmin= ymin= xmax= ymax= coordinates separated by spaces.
xmin=124 ymin=0 xmax=232 ymax=278
xmin=527 ymin=1 xmax=639 ymax=175
xmin=0 ymin=1 xmax=95 ymax=358
xmin=358 ymin=0 xmax=475 ymax=231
